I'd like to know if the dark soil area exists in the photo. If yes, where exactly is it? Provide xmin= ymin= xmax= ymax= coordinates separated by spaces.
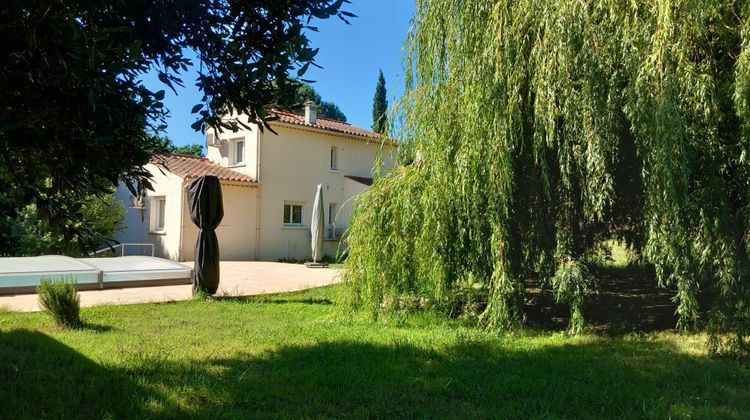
xmin=525 ymin=270 xmax=678 ymax=332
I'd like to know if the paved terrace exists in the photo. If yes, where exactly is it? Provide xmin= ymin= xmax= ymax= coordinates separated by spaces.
xmin=0 ymin=261 xmax=340 ymax=312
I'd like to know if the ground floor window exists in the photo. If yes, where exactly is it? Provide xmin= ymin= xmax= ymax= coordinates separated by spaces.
xmin=328 ymin=202 xmax=338 ymax=238
xmin=283 ymin=203 xmax=303 ymax=226
xmin=328 ymin=203 xmax=336 ymax=226
xmin=151 ymin=196 xmax=166 ymax=232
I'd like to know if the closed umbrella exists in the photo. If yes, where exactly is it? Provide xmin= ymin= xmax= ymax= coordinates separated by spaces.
xmin=188 ymin=175 xmax=224 ymax=294
xmin=310 ymin=183 xmax=325 ymax=264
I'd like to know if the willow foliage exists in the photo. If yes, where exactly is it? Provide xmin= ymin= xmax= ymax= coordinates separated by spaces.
xmin=343 ymin=0 xmax=750 ymax=358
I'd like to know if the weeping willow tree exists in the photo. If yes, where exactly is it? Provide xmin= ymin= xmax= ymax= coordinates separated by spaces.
xmin=343 ymin=0 xmax=750 ymax=357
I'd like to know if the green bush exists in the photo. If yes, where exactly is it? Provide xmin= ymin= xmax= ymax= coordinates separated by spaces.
xmin=37 ymin=277 xmax=81 ymax=328
xmin=3 ymin=192 xmax=125 ymax=257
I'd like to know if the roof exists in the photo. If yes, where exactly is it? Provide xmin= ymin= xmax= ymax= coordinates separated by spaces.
xmin=268 ymin=108 xmax=388 ymax=142
xmin=151 ymin=154 xmax=257 ymax=184
xmin=344 ymin=175 xmax=374 ymax=186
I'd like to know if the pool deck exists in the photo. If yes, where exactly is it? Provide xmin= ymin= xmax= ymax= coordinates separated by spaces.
xmin=0 ymin=261 xmax=340 ymax=312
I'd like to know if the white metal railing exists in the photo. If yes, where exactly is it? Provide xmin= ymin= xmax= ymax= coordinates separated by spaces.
xmin=89 ymin=243 xmax=155 ymax=257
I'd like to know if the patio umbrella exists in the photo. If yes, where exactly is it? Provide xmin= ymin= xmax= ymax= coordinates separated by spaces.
xmin=310 ymin=183 xmax=324 ymax=263
xmin=188 ymin=175 xmax=223 ymax=294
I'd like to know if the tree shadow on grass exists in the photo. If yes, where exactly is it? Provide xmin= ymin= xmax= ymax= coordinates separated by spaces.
xmin=525 ymin=272 xmax=680 ymax=333
xmin=2 ymin=330 xmax=748 ymax=418
xmin=0 ymin=330 xmax=147 ymax=418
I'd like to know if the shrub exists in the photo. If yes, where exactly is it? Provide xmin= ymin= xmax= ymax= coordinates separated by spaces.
xmin=37 ymin=277 xmax=81 ymax=328
xmin=4 ymin=193 xmax=125 ymax=257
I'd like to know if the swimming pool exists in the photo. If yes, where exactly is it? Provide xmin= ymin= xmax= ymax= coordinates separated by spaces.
xmin=0 ymin=256 xmax=192 ymax=295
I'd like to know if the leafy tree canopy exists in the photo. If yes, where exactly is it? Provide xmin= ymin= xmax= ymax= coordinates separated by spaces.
xmin=153 ymin=135 xmax=205 ymax=157
xmin=295 ymin=83 xmax=347 ymax=121
xmin=372 ymin=69 xmax=388 ymax=133
xmin=0 ymin=0 xmax=351 ymax=251
xmin=172 ymin=144 xmax=205 ymax=157
xmin=343 ymin=0 xmax=750 ymax=359
xmin=1 ymin=193 xmax=125 ymax=256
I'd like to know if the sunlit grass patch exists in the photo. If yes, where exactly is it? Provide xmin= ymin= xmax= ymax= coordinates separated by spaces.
xmin=1 ymin=285 xmax=747 ymax=418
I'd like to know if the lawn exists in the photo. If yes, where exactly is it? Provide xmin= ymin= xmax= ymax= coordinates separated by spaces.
xmin=1 ymin=285 xmax=748 ymax=418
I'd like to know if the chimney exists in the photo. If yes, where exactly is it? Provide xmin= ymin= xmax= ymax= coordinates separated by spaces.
xmin=304 ymin=101 xmax=317 ymax=125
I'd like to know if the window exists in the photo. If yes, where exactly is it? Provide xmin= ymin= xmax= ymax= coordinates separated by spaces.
xmin=151 ymin=197 xmax=166 ymax=232
xmin=283 ymin=203 xmax=303 ymax=226
xmin=330 ymin=146 xmax=338 ymax=170
xmin=328 ymin=202 xmax=337 ymax=238
xmin=230 ymin=138 xmax=245 ymax=165
xmin=131 ymin=193 xmax=145 ymax=209
xmin=130 ymin=185 xmax=147 ymax=209
xmin=328 ymin=203 xmax=337 ymax=226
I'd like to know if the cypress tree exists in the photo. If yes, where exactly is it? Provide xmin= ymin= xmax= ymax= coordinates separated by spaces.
xmin=372 ymin=70 xmax=388 ymax=133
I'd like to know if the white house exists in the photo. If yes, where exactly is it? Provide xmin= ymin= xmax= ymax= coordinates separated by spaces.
xmin=115 ymin=103 xmax=396 ymax=261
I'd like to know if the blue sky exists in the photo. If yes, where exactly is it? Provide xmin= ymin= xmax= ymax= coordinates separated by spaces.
xmin=143 ymin=1 xmax=414 ymax=147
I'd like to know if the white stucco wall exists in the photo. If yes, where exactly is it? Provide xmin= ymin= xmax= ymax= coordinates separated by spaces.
xmin=179 ymin=184 xmax=258 ymax=261
xmin=115 ymin=163 xmax=185 ymax=260
xmin=205 ymin=117 xmax=260 ymax=180
xmin=341 ymin=177 xmax=370 ymax=229
xmin=115 ymin=115 xmax=396 ymax=263
xmin=116 ymin=165 xmax=259 ymax=261
xmin=253 ymin=124 xmax=396 ymax=261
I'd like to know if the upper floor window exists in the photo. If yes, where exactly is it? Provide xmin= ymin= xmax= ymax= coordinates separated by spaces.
xmin=130 ymin=189 xmax=146 ymax=209
xmin=330 ymin=146 xmax=338 ymax=170
xmin=230 ymin=138 xmax=245 ymax=166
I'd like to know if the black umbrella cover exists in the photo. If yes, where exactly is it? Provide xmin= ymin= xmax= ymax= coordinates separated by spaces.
xmin=188 ymin=175 xmax=224 ymax=294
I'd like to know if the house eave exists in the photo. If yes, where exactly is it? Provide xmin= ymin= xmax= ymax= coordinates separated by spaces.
xmin=182 ymin=175 xmax=260 ymax=188
xmin=267 ymin=120 xmax=398 ymax=146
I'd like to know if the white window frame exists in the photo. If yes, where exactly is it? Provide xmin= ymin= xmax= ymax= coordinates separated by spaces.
xmin=283 ymin=202 xmax=304 ymax=226
xmin=130 ymin=193 xmax=145 ymax=209
xmin=327 ymin=202 xmax=338 ymax=239
xmin=150 ymin=196 xmax=166 ymax=233
xmin=328 ymin=202 xmax=337 ymax=226
xmin=230 ymin=137 xmax=245 ymax=166
xmin=330 ymin=146 xmax=338 ymax=170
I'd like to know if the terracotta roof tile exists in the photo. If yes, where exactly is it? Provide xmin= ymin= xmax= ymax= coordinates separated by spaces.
xmin=151 ymin=154 xmax=257 ymax=184
xmin=268 ymin=109 xmax=389 ymax=142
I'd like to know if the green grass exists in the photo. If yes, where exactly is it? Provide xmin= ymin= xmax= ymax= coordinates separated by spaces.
xmin=1 ymin=285 xmax=748 ymax=418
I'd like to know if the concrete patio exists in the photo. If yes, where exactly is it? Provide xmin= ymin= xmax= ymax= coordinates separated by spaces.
xmin=0 ymin=261 xmax=340 ymax=312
